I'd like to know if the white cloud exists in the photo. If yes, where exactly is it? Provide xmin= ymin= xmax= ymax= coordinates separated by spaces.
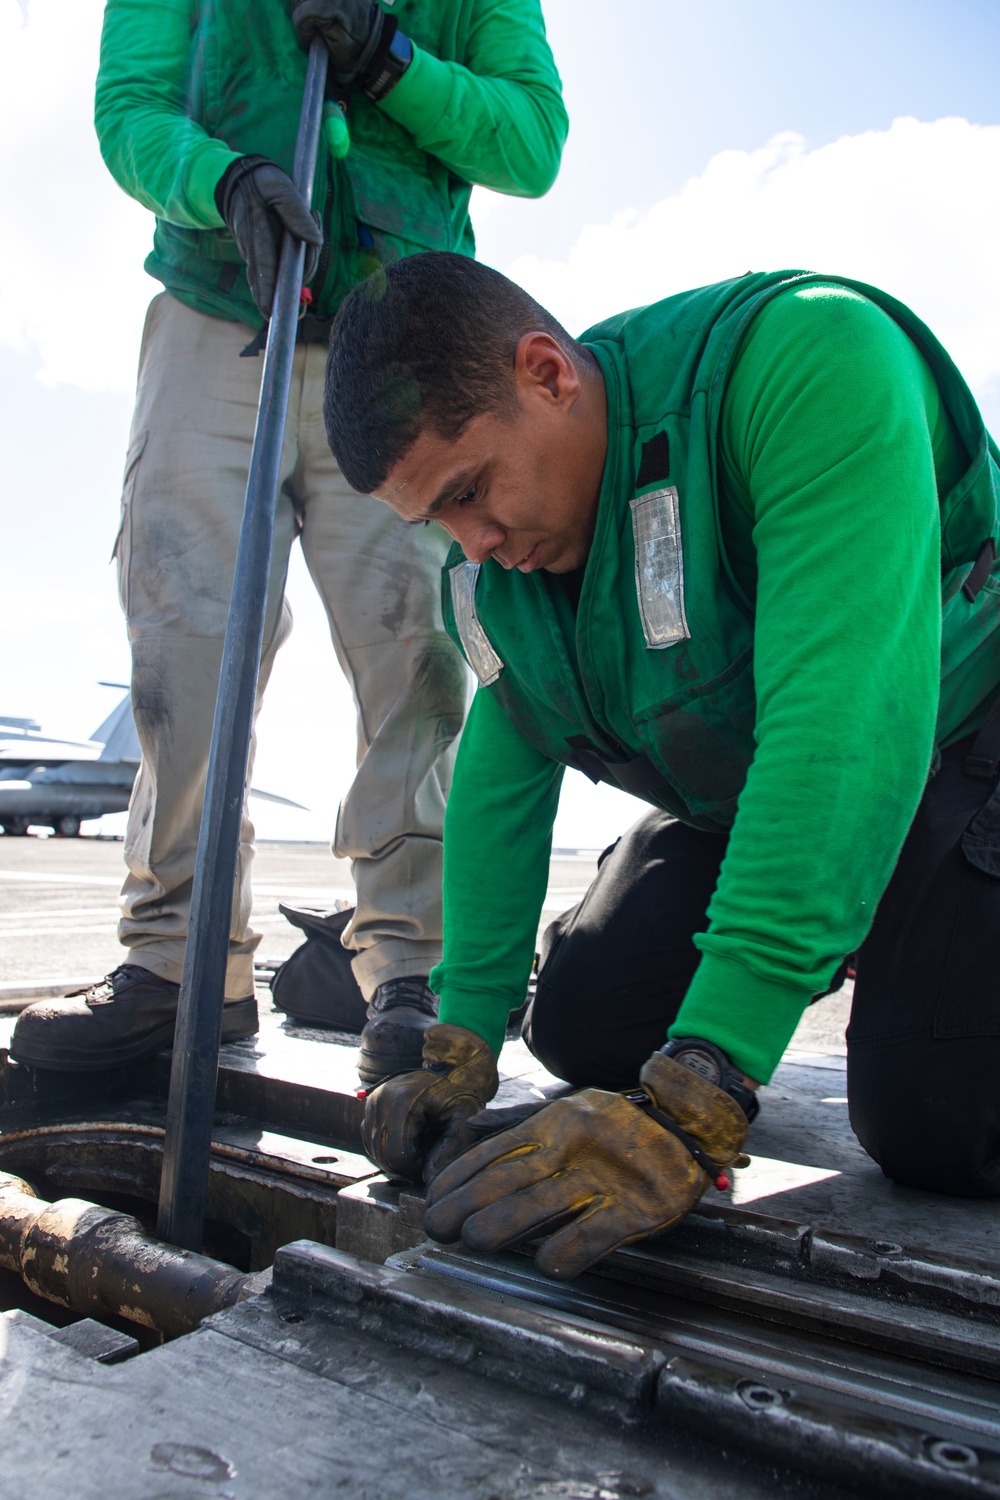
xmin=506 ymin=117 xmax=1000 ymax=420
xmin=0 ymin=0 xmax=153 ymax=392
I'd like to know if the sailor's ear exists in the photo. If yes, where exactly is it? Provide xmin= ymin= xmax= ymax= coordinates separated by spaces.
xmin=513 ymin=331 xmax=580 ymax=405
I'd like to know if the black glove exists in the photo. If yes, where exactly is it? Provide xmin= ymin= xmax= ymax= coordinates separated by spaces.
xmin=215 ymin=155 xmax=323 ymax=319
xmin=291 ymin=0 xmax=406 ymax=97
xmin=361 ymin=1023 xmax=499 ymax=1183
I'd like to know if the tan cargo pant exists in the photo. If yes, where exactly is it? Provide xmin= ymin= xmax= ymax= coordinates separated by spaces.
xmin=115 ymin=293 xmax=468 ymax=1000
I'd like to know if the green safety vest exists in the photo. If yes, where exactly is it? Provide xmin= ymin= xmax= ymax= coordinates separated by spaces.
xmin=442 ymin=271 xmax=1000 ymax=831
xmin=146 ymin=0 xmax=478 ymax=327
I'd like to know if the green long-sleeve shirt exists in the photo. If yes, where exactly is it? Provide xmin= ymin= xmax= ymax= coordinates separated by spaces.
xmin=95 ymin=0 xmax=567 ymax=320
xmin=96 ymin=0 xmax=566 ymax=227
xmin=432 ymin=285 xmax=973 ymax=1084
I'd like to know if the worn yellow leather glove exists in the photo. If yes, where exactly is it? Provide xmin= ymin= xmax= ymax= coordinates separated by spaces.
xmin=423 ymin=1052 xmax=749 ymax=1279
xmin=361 ymin=1023 xmax=499 ymax=1183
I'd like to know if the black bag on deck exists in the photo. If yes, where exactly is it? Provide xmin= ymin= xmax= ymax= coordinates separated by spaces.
xmin=270 ymin=903 xmax=368 ymax=1031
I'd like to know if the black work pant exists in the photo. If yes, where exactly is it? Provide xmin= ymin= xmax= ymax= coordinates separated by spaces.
xmin=523 ymin=736 xmax=1000 ymax=1198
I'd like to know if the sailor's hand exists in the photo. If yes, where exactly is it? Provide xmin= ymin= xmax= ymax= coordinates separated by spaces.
xmin=214 ymin=156 xmax=322 ymax=318
xmin=361 ymin=1023 xmax=499 ymax=1184
xmin=423 ymin=1053 xmax=749 ymax=1279
xmin=291 ymin=0 xmax=399 ymax=94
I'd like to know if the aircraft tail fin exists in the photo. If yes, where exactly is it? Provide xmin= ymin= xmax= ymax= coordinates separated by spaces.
xmin=92 ymin=691 xmax=141 ymax=764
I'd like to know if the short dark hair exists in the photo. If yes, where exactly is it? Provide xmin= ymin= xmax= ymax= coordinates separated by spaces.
xmin=324 ymin=251 xmax=580 ymax=494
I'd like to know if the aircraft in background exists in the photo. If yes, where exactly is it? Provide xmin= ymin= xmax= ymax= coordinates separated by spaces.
xmin=0 ymin=685 xmax=306 ymax=837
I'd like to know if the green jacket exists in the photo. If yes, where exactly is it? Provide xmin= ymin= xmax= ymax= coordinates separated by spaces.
xmin=95 ymin=0 xmax=567 ymax=327
xmin=443 ymin=272 xmax=1000 ymax=830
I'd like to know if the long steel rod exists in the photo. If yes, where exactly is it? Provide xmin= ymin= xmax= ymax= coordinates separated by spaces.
xmin=157 ymin=39 xmax=329 ymax=1251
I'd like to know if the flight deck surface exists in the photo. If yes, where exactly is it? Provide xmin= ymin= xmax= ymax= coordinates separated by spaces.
xmin=1 ymin=836 xmax=998 ymax=1497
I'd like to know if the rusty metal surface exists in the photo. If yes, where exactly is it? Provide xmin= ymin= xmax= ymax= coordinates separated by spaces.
xmin=0 ymin=1169 xmax=255 ymax=1336
xmin=0 ymin=1118 xmax=374 ymax=1271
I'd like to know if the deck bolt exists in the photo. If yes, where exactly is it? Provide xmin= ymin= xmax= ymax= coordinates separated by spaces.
xmin=739 ymin=1382 xmax=784 ymax=1411
xmin=929 ymin=1440 xmax=978 ymax=1471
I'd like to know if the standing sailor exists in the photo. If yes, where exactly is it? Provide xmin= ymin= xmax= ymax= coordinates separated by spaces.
xmin=10 ymin=2 xmax=567 ymax=1085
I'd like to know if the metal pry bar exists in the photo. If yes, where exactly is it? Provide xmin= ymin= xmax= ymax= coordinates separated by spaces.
xmin=156 ymin=38 xmax=330 ymax=1252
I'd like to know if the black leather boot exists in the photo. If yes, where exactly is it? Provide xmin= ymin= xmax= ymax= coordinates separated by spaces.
xmin=357 ymin=975 xmax=438 ymax=1086
xmin=9 ymin=964 xmax=258 ymax=1071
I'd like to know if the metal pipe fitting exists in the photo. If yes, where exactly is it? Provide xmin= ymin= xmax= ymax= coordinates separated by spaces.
xmin=0 ymin=1170 xmax=260 ymax=1337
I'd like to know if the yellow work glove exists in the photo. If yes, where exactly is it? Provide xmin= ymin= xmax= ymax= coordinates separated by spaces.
xmin=423 ymin=1052 xmax=749 ymax=1280
xmin=361 ymin=1022 xmax=499 ymax=1183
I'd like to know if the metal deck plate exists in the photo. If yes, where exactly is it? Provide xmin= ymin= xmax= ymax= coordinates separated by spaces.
xmin=3 ymin=839 xmax=1000 ymax=1494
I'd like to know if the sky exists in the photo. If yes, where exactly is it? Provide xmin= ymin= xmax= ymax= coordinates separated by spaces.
xmin=2 ymin=0 xmax=999 ymax=847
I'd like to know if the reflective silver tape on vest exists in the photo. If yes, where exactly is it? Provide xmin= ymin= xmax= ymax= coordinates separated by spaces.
xmin=449 ymin=561 xmax=504 ymax=686
xmin=630 ymin=486 xmax=691 ymax=650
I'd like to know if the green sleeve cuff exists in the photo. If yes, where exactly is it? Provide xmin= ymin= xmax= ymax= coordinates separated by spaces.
xmin=669 ymin=951 xmax=815 ymax=1084
xmin=432 ymin=977 xmax=510 ymax=1058
xmin=184 ymin=141 xmax=240 ymax=228
xmin=378 ymin=43 xmax=451 ymax=139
